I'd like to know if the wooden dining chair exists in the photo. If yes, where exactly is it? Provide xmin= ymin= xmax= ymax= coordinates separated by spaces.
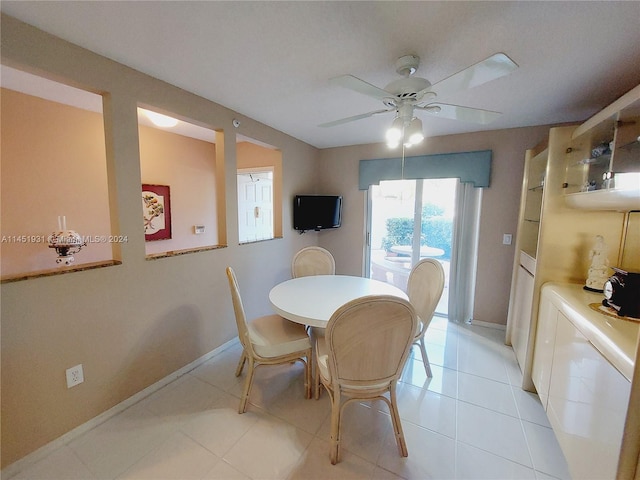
xmin=407 ymin=258 xmax=445 ymax=377
xmin=226 ymin=267 xmax=312 ymax=413
xmin=291 ymin=246 xmax=335 ymax=278
xmin=291 ymin=246 xmax=335 ymax=395
xmin=316 ymin=295 xmax=417 ymax=464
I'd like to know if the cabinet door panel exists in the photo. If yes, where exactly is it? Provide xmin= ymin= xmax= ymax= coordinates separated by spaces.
xmin=531 ymin=294 xmax=558 ymax=409
xmin=547 ymin=313 xmax=630 ymax=480
xmin=511 ymin=265 xmax=535 ymax=370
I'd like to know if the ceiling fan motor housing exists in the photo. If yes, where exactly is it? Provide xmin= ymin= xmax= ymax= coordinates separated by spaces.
xmin=385 ymin=76 xmax=432 ymax=100
xmin=395 ymin=54 xmax=420 ymax=76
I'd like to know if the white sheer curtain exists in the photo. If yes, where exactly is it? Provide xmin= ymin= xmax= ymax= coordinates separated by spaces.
xmin=448 ymin=181 xmax=482 ymax=323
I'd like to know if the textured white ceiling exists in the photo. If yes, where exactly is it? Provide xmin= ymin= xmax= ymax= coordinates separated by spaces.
xmin=2 ymin=1 xmax=639 ymax=148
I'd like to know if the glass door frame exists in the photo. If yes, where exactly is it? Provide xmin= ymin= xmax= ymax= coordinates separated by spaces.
xmin=365 ymin=178 xmax=456 ymax=317
xmin=365 ymin=179 xmax=440 ymax=277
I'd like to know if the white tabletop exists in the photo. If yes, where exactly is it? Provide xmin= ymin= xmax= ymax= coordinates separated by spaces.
xmin=269 ymin=275 xmax=408 ymax=328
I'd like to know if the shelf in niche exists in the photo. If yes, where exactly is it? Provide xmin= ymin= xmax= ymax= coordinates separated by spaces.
xmin=524 ymin=218 xmax=541 ymax=223
xmin=528 ymin=185 xmax=544 ymax=192
xmin=145 ymin=245 xmax=225 ymax=260
xmin=565 ymin=188 xmax=640 ymax=211
xmin=1 ymin=260 xmax=121 ymax=284
xmin=570 ymin=154 xmax=610 ymax=167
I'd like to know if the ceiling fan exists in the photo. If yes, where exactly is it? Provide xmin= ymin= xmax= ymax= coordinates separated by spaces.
xmin=319 ymin=53 xmax=519 ymax=135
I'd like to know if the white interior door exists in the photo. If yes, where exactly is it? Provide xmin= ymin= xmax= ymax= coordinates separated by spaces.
xmin=237 ymin=170 xmax=273 ymax=243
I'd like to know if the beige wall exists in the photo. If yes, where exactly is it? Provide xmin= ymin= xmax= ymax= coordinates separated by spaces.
xmin=0 ymin=14 xmax=320 ymax=468
xmin=1 ymin=88 xmax=112 ymax=275
xmin=316 ymin=126 xmax=553 ymax=325
xmin=138 ymin=124 xmax=219 ymax=255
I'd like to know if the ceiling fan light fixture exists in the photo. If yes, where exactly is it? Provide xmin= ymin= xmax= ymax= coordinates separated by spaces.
xmin=406 ymin=117 xmax=424 ymax=145
xmin=386 ymin=128 xmax=402 ymax=142
xmin=409 ymin=133 xmax=424 ymax=145
xmin=386 ymin=116 xmax=403 ymax=142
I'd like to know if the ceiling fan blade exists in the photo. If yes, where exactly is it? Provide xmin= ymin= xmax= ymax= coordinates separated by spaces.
xmin=421 ymin=53 xmax=518 ymax=100
xmin=417 ymin=103 xmax=502 ymax=124
xmin=318 ymin=108 xmax=393 ymax=128
xmin=329 ymin=74 xmax=392 ymax=101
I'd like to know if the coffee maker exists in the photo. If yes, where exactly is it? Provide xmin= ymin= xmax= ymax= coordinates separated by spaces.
xmin=602 ymin=268 xmax=640 ymax=319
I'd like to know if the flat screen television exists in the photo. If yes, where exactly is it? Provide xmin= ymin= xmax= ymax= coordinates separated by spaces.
xmin=293 ymin=195 xmax=342 ymax=231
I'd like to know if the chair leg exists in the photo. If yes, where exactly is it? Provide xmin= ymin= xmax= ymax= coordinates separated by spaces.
xmin=314 ymin=355 xmax=322 ymax=400
xmin=329 ymin=393 xmax=342 ymax=464
xmin=314 ymin=374 xmax=322 ymax=400
xmin=389 ymin=387 xmax=408 ymax=457
xmin=419 ymin=338 xmax=432 ymax=378
xmin=304 ymin=351 xmax=312 ymax=399
xmin=238 ymin=358 xmax=255 ymax=414
xmin=310 ymin=328 xmax=322 ymax=400
xmin=235 ymin=350 xmax=247 ymax=377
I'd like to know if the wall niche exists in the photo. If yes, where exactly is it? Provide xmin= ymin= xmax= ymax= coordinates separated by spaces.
xmin=137 ymin=106 xmax=223 ymax=258
xmin=1 ymin=66 xmax=116 ymax=280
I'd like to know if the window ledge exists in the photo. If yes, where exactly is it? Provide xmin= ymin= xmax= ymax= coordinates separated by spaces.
xmin=239 ymin=236 xmax=282 ymax=246
xmin=1 ymin=260 xmax=122 ymax=284
xmin=145 ymin=245 xmax=225 ymax=260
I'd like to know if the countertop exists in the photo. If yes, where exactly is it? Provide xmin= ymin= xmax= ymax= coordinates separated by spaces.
xmin=541 ymin=282 xmax=639 ymax=381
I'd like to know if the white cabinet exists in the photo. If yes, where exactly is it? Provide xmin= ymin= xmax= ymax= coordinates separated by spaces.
xmin=548 ymin=312 xmax=630 ymax=480
xmin=511 ymin=263 xmax=535 ymax=370
xmin=532 ymin=284 xmax=636 ymax=480
xmin=531 ymin=293 xmax=559 ymax=409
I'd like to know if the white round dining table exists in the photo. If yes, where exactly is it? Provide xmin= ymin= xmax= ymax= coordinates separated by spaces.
xmin=269 ymin=275 xmax=408 ymax=328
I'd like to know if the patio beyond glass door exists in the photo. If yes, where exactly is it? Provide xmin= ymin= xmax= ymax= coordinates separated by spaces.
xmin=367 ymin=178 xmax=456 ymax=316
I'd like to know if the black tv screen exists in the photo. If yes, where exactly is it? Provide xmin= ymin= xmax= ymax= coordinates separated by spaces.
xmin=293 ymin=195 xmax=342 ymax=231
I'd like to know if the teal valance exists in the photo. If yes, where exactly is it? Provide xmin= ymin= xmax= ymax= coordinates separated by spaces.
xmin=358 ymin=150 xmax=492 ymax=190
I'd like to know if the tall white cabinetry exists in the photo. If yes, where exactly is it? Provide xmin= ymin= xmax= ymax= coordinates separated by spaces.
xmin=509 ymin=83 xmax=640 ymax=479
xmin=506 ymin=143 xmax=547 ymax=377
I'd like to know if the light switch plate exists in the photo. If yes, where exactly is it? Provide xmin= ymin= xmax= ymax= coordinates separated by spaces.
xmin=503 ymin=233 xmax=513 ymax=245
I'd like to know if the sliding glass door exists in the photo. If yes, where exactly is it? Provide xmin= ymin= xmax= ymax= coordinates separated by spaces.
xmin=366 ymin=178 xmax=456 ymax=316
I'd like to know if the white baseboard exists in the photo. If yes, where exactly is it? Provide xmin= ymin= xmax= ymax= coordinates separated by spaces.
xmin=468 ymin=319 xmax=507 ymax=330
xmin=2 ymin=338 xmax=239 ymax=480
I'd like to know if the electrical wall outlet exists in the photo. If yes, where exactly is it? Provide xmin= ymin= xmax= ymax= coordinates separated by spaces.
xmin=194 ymin=225 xmax=205 ymax=234
xmin=66 ymin=364 xmax=84 ymax=388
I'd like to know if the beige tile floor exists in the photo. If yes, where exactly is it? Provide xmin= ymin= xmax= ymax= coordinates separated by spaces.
xmin=10 ymin=319 xmax=571 ymax=480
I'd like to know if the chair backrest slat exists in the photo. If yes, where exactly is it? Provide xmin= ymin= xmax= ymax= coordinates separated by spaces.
xmin=326 ymin=295 xmax=417 ymax=388
xmin=292 ymin=246 xmax=335 ymax=278
xmin=407 ymin=259 xmax=445 ymax=328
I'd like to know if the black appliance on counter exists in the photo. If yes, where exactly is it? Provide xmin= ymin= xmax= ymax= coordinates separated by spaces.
xmin=603 ymin=268 xmax=640 ymax=319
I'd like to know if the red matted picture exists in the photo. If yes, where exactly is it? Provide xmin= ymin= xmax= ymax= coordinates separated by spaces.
xmin=142 ymin=184 xmax=172 ymax=241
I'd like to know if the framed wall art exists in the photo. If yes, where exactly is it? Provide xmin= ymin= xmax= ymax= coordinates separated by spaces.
xmin=142 ymin=184 xmax=172 ymax=241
